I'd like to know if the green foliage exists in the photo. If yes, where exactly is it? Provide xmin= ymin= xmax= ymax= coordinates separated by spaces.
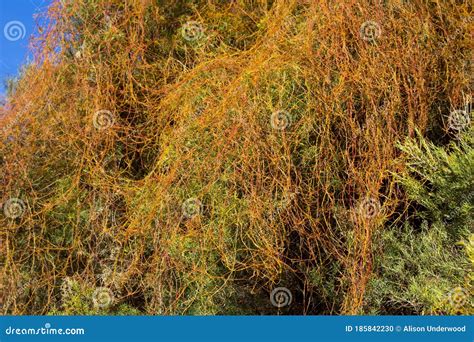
xmin=2 ymin=0 xmax=473 ymax=316
xmin=48 ymin=277 xmax=141 ymax=315
xmin=365 ymin=129 xmax=473 ymax=314
xmin=397 ymin=129 xmax=474 ymax=238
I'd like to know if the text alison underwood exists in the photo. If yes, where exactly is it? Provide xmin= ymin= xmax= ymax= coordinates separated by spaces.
xmin=402 ymin=325 xmax=467 ymax=333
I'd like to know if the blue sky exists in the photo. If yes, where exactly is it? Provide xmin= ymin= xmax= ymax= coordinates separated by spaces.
xmin=0 ymin=0 xmax=51 ymax=97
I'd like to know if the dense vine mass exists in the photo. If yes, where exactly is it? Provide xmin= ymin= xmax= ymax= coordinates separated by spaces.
xmin=0 ymin=0 xmax=472 ymax=315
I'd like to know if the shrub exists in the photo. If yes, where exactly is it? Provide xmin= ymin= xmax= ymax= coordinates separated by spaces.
xmin=1 ymin=0 xmax=472 ymax=315
xmin=365 ymin=128 xmax=473 ymax=314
